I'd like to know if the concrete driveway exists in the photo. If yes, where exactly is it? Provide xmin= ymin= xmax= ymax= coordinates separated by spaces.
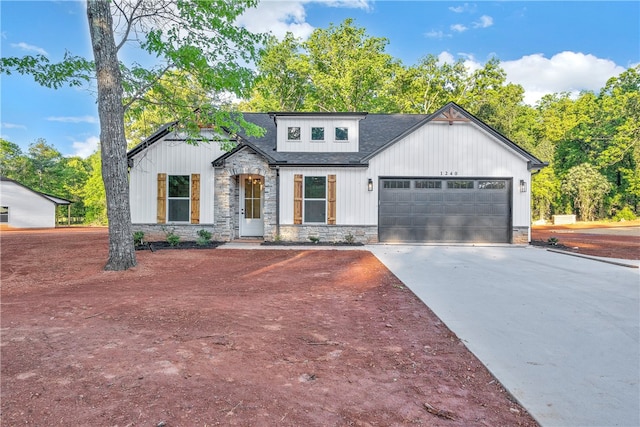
xmin=369 ymin=245 xmax=639 ymax=427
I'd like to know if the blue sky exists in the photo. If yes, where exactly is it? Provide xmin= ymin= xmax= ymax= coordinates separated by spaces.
xmin=1 ymin=1 xmax=638 ymax=158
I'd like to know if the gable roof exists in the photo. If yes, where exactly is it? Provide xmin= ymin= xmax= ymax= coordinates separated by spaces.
xmin=211 ymin=112 xmax=430 ymax=167
xmin=127 ymin=102 xmax=546 ymax=171
xmin=0 ymin=176 xmax=72 ymax=205
xmin=362 ymin=102 xmax=546 ymax=169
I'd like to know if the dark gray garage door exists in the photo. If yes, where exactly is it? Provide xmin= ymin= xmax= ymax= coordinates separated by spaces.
xmin=379 ymin=178 xmax=511 ymax=243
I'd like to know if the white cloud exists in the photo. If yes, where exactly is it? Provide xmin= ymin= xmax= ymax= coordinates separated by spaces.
xmin=47 ymin=116 xmax=98 ymax=124
xmin=71 ymin=136 xmax=99 ymax=158
xmin=472 ymin=15 xmax=493 ymax=28
xmin=449 ymin=3 xmax=475 ymax=13
xmin=237 ymin=1 xmax=314 ymax=40
xmin=424 ymin=30 xmax=449 ymax=39
xmin=502 ymin=51 xmax=626 ymax=105
xmin=1 ymin=122 xmax=27 ymax=130
xmin=323 ymin=0 xmax=372 ymax=10
xmin=11 ymin=42 xmax=48 ymax=56
xmin=436 ymin=51 xmax=482 ymax=74
xmin=237 ymin=0 xmax=373 ymax=40
xmin=450 ymin=24 xmax=467 ymax=33
xmin=437 ymin=51 xmax=455 ymax=64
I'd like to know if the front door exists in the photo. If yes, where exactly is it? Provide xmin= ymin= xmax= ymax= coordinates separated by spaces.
xmin=239 ymin=175 xmax=264 ymax=237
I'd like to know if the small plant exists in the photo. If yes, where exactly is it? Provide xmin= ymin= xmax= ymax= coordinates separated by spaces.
xmin=196 ymin=229 xmax=212 ymax=246
xmin=133 ymin=231 xmax=145 ymax=246
xmin=166 ymin=231 xmax=181 ymax=246
xmin=309 ymin=236 xmax=320 ymax=244
xmin=273 ymin=234 xmax=282 ymax=242
xmin=344 ymin=232 xmax=355 ymax=244
xmin=547 ymin=237 xmax=559 ymax=246
xmin=613 ymin=206 xmax=636 ymax=222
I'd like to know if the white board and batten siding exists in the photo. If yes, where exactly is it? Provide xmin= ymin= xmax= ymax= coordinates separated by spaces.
xmin=279 ymin=168 xmax=373 ymax=225
xmin=276 ymin=117 xmax=361 ymax=153
xmin=279 ymin=121 xmax=533 ymax=228
xmin=128 ymin=134 xmax=226 ymax=224
xmin=0 ymin=180 xmax=57 ymax=228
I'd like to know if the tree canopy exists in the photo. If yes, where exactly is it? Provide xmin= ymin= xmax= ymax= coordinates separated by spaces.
xmin=2 ymin=15 xmax=637 ymax=246
xmin=2 ymin=0 xmax=267 ymax=270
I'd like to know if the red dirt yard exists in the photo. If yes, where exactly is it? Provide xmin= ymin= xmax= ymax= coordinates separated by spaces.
xmin=531 ymin=220 xmax=640 ymax=260
xmin=1 ymin=228 xmax=537 ymax=426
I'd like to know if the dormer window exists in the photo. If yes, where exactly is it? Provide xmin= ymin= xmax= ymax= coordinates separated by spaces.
xmin=311 ymin=127 xmax=325 ymax=141
xmin=287 ymin=127 xmax=301 ymax=141
xmin=335 ymin=127 xmax=349 ymax=141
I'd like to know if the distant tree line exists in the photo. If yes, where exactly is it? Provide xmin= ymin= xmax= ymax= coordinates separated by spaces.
xmin=2 ymin=19 xmax=637 ymax=223
xmin=240 ymin=19 xmax=639 ymax=222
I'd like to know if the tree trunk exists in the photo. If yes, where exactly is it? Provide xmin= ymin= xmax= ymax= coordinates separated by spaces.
xmin=87 ymin=0 xmax=136 ymax=271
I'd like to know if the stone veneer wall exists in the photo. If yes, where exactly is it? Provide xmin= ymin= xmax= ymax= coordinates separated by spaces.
xmin=214 ymin=148 xmax=276 ymax=241
xmin=275 ymin=225 xmax=378 ymax=244
xmin=132 ymin=224 xmax=220 ymax=241
xmin=512 ymin=226 xmax=529 ymax=244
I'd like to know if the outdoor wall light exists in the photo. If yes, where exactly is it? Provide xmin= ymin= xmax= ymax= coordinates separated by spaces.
xmin=519 ymin=179 xmax=527 ymax=193
xmin=367 ymin=178 xmax=374 ymax=192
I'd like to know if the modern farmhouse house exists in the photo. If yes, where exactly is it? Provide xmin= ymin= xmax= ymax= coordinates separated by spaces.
xmin=0 ymin=176 xmax=71 ymax=228
xmin=127 ymin=102 xmax=545 ymax=244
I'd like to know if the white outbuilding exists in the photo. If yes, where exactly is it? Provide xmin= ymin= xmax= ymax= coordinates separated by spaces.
xmin=0 ymin=177 xmax=71 ymax=229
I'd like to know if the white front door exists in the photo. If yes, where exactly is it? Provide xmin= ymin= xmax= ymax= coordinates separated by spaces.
xmin=239 ymin=175 xmax=264 ymax=237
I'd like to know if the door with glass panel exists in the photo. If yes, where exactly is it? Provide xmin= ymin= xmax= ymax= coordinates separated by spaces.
xmin=239 ymin=175 xmax=264 ymax=237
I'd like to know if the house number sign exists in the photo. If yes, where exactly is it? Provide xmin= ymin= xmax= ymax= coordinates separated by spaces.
xmin=440 ymin=171 xmax=459 ymax=176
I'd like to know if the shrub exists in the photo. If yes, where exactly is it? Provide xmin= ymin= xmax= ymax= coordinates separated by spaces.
xmin=344 ymin=232 xmax=355 ymax=244
xmin=613 ymin=206 xmax=636 ymax=222
xmin=166 ymin=232 xmax=180 ymax=246
xmin=309 ymin=236 xmax=320 ymax=244
xmin=133 ymin=231 xmax=145 ymax=246
xmin=196 ymin=229 xmax=212 ymax=246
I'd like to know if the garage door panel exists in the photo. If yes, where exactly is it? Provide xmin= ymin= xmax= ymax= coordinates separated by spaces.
xmin=379 ymin=204 xmax=412 ymax=215
xmin=414 ymin=192 xmax=444 ymax=202
xmin=412 ymin=204 xmax=444 ymax=215
xmin=379 ymin=178 xmax=511 ymax=243
xmin=379 ymin=216 xmax=413 ymax=227
xmin=379 ymin=191 xmax=412 ymax=202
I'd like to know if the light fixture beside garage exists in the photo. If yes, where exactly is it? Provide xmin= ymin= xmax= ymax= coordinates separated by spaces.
xmin=368 ymin=178 xmax=373 ymax=191
xmin=520 ymin=179 xmax=527 ymax=193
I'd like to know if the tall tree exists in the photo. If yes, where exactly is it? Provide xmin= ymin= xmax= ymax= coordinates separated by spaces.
xmin=87 ymin=0 xmax=134 ymax=269
xmin=2 ymin=0 xmax=265 ymax=270
xmin=304 ymin=19 xmax=399 ymax=112
xmin=561 ymin=163 xmax=612 ymax=221
xmin=241 ymin=33 xmax=310 ymax=112
xmin=0 ymin=139 xmax=28 ymax=180
xmin=392 ymin=54 xmax=470 ymax=114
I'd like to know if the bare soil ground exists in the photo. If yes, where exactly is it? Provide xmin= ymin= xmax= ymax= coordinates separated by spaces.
xmin=531 ymin=220 xmax=640 ymax=260
xmin=1 ymin=228 xmax=537 ymax=426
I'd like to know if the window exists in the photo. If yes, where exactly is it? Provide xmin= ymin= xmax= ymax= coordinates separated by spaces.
xmin=415 ymin=180 xmax=442 ymax=189
xmin=479 ymin=180 xmax=506 ymax=190
xmin=168 ymin=175 xmax=190 ymax=222
xmin=0 ymin=206 xmax=8 ymax=223
xmin=304 ymin=176 xmax=326 ymax=223
xmin=288 ymin=126 xmax=301 ymax=141
xmin=447 ymin=180 xmax=474 ymax=189
xmin=244 ymin=177 xmax=262 ymax=219
xmin=335 ymin=127 xmax=349 ymax=141
xmin=383 ymin=180 xmax=410 ymax=189
xmin=311 ymin=127 xmax=325 ymax=141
